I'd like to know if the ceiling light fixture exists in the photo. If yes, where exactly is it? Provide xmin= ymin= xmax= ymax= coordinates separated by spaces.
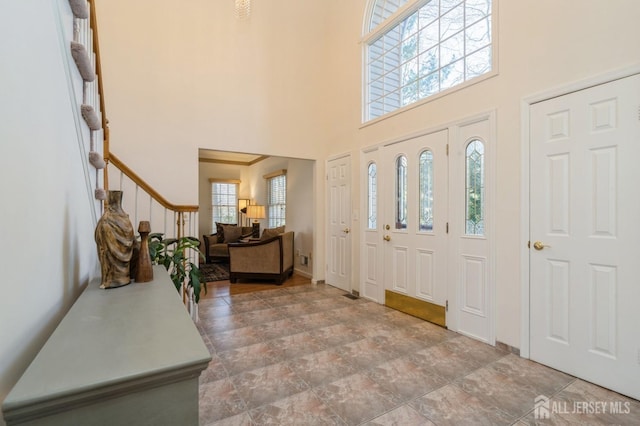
xmin=235 ymin=0 xmax=251 ymax=19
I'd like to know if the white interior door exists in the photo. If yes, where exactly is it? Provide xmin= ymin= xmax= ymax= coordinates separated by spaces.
xmin=381 ymin=130 xmax=449 ymax=307
xmin=361 ymin=149 xmax=384 ymax=303
xmin=327 ymin=156 xmax=351 ymax=292
xmin=530 ymin=74 xmax=640 ymax=400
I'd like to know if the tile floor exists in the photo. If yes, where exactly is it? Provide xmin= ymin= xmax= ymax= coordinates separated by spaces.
xmin=196 ymin=282 xmax=640 ymax=425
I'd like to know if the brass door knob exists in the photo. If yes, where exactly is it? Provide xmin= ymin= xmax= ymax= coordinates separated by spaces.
xmin=383 ymin=235 xmax=391 ymax=241
xmin=533 ymin=241 xmax=550 ymax=251
xmin=343 ymin=228 xmax=350 ymax=234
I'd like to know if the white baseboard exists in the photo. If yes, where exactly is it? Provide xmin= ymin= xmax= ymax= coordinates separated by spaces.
xmin=293 ymin=268 xmax=312 ymax=279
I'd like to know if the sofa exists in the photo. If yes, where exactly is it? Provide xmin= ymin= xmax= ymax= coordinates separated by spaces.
xmin=228 ymin=231 xmax=294 ymax=285
xmin=202 ymin=224 xmax=253 ymax=263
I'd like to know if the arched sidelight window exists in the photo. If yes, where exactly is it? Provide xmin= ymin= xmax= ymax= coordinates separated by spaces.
xmin=396 ymin=155 xmax=408 ymax=229
xmin=418 ymin=150 xmax=434 ymax=231
xmin=365 ymin=0 xmax=493 ymax=121
xmin=465 ymin=139 xmax=484 ymax=235
xmin=367 ymin=162 xmax=377 ymax=229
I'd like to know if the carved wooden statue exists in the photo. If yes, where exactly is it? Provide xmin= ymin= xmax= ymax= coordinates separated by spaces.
xmin=95 ymin=191 xmax=134 ymax=289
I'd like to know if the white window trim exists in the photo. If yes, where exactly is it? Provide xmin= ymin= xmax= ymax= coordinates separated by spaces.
xmin=362 ymin=0 xmax=431 ymax=43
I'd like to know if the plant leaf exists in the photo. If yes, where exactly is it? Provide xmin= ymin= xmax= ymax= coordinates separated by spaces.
xmin=147 ymin=235 xmax=208 ymax=305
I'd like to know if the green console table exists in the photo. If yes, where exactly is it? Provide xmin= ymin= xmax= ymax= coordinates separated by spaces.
xmin=3 ymin=266 xmax=211 ymax=425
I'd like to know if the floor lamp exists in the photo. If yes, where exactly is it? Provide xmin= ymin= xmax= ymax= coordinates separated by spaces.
xmin=238 ymin=199 xmax=250 ymax=226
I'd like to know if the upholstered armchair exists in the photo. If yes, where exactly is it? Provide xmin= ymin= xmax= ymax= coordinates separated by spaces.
xmin=227 ymin=231 xmax=294 ymax=284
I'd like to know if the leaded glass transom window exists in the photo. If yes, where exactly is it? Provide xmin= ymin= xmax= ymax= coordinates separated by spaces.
xmin=396 ymin=155 xmax=408 ymax=229
xmin=367 ymin=162 xmax=378 ymax=229
xmin=465 ymin=139 xmax=484 ymax=235
xmin=419 ymin=150 xmax=434 ymax=231
xmin=365 ymin=0 xmax=493 ymax=121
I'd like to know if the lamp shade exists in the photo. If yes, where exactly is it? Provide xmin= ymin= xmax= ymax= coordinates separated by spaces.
xmin=245 ymin=205 xmax=265 ymax=219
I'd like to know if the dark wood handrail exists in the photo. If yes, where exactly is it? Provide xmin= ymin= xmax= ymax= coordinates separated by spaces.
xmin=109 ymin=154 xmax=199 ymax=212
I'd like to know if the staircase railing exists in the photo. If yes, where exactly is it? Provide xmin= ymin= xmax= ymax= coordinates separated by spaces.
xmin=87 ymin=0 xmax=109 ymax=182
xmin=82 ymin=0 xmax=199 ymax=241
xmin=107 ymin=154 xmax=199 ymax=240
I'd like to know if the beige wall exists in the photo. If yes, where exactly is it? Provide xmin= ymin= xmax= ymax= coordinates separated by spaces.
xmin=97 ymin=0 xmax=334 ymax=204
xmin=0 ymin=1 xmax=100 ymax=423
xmin=97 ymin=0 xmax=640 ymax=349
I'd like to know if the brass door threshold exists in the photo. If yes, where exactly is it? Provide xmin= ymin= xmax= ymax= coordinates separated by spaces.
xmin=385 ymin=290 xmax=446 ymax=327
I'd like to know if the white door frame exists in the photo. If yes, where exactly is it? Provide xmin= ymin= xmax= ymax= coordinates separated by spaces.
xmin=326 ymin=153 xmax=352 ymax=292
xmin=519 ymin=64 xmax=640 ymax=358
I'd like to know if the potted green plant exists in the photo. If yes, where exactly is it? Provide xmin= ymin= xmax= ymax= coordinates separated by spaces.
xmin=148 ymin=233 xmax=207 ymax=304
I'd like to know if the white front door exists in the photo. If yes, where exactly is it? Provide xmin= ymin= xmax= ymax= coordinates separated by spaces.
xmin=530 ymin=74 xmax=640 ymax=400
xmin=381 ymin=130 xmax=449 ymax=309
xmin=361 ymin=149 xmax=384 ymax=303
xmin=327 ymin=156 xmax=351 ymax=292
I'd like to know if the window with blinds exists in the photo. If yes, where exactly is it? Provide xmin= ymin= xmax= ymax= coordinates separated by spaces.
xmin=210 ymin=180 xmax=239 ymax=230
xmin=365 ymin=0 xmax=494 ymax=121
xmin=266 ymin=171 xmax=286 ymax=228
